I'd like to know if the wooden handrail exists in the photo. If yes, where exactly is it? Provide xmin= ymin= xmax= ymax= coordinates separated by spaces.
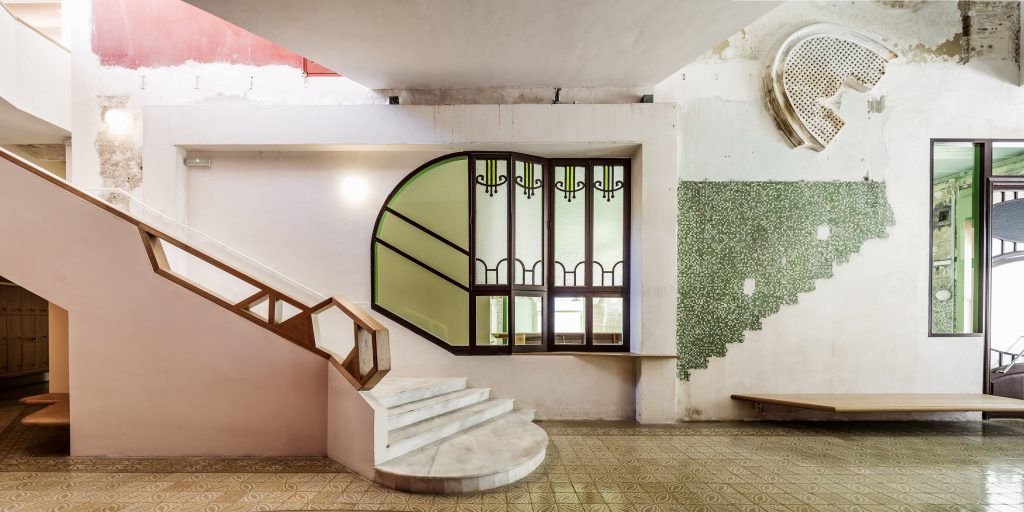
xmin=319 ymin=297 xmax=390 ymax=390
xmin=1 ymin=147 xmax=390 ymax=390
xmin=0 ymin=1 xmax=70 ymax=52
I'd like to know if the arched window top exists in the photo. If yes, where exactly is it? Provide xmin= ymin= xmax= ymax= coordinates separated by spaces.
xmin=372 ymin=152 xmax=630 ymax=354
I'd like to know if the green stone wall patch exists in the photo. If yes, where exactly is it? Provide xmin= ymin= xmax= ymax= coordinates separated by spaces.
xmin=676 ymin=180 xmax=895 ymax=380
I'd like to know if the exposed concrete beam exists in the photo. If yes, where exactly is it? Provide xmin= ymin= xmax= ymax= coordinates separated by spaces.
xmin=182 ymin=0 xmax=780 ymax=90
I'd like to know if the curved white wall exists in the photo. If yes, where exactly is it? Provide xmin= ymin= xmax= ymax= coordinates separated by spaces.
xmin=0 ymin=5 xmax=70 ymax=141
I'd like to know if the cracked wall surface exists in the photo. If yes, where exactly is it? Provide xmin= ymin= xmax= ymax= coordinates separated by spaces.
xmin=657 ymin=0 xmax=1019 ymax=418
xmin=676 ymin=181 xmax=895 ymax=380
xmin=95 ymin=96 xmax=142 ymax=191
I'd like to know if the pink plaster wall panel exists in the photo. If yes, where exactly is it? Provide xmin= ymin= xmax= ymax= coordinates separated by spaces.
xmin=0 ymin=157 xmax=327 ymax=456
xmin=91 ymin=0 xmax=304 ymax=69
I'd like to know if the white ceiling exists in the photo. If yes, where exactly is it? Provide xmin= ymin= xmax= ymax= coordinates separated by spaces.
xmin=182 ymin=0 xmax=780 ymax=89
xmin=0 ymin=97 xmax=68 ymax=145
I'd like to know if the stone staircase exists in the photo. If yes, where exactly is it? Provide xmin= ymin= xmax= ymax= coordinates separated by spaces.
xmin=369 ymin=378 xmax=548 ymax=493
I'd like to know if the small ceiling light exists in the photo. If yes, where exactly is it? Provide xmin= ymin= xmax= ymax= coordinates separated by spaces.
xmin=340 ymin=175 xmax=370 ymax=204
xmin=104 ymin=109 xmax=134 ymax=135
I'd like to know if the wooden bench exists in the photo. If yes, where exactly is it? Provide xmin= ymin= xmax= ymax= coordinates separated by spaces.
xmin=19 ymin=393 xmax=70 ymax=426
xmin=731 ymin=393 xmax=1024 ymax=413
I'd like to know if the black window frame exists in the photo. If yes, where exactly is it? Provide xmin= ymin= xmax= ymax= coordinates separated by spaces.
xmin=371 ymin=151 xmax=630 ymax=355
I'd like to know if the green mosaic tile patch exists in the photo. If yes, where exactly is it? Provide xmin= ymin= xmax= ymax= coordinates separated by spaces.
xmin=676 ymin=180 xmax=895 ymax=380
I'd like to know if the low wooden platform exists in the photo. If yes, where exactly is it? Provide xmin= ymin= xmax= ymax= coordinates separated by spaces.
xmin=731 ymin=393 xmax=1024 ymax=413
xmin=19 ymin=393 xmax=70 ymax=427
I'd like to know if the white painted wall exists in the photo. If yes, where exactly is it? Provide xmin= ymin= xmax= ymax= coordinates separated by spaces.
xmin=182 ymin=149 xmax=639 ymax=420
xmin=62 ymin=0 xmax=384 ymax=190
xmin=0 ymin=153 xmax=328 ymax=456
xmin=655 ymin=1 xmax=1016 ymax=419
xmin=63 ymin=0 xmax=1023 ymax=427
xmin=144 ymin=103 xmax=680 ymax=421
xmin=0 ymin=4 xmax=69 ymax=142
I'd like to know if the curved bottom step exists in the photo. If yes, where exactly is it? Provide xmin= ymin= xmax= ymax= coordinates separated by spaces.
xmin=374 ymin=411 xmax=547 ymax=493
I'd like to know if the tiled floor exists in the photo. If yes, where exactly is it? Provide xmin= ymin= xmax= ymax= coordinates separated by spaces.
xmin=1 ymin=389 xmax=1024 ymax=511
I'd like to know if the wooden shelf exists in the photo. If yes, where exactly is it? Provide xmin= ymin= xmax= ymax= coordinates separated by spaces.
xmin=513 ymin=352 xmax=675 ymax=359
xmin=20 ymin=393 xmax=70 ymax=427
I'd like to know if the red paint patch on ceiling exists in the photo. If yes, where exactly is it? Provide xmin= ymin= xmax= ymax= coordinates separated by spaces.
xmin=91 ymin=0 xmax=331 ymax=71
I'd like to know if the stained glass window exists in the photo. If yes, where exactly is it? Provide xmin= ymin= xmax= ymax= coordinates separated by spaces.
xmin=372 ymin=152 xmax=629 ymax=354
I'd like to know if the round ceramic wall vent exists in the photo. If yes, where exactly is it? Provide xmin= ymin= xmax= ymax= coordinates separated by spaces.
xmin=763 ymin=24 xmax=896 ymax=151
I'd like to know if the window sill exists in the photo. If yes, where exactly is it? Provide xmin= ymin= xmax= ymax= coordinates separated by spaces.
xmin=511 ymin=351 xmax=676 ymax=358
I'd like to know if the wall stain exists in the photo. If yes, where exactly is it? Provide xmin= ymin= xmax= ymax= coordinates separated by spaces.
xmin=867 ymin=95 xmax=887 ymax=113
xmin=711 ymin=39 xmax=731 ymax=59
xmin=903 ymin=34 xmax=964 ymax=63
xmin=958 ymin=0 xmax=1020 ymax=65
xmin=683 ymin=407 xmax=703 ymax=420
xmin=95 ymin=96 xmax=142 ymax=193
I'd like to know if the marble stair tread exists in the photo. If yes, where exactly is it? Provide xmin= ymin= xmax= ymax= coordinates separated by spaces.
xmin=386 ymin=398 xmax=514 ymax=460
xmin=367 ymin=378 xmax=468 ymax=408
xmin=375 ymin=411 xmax=547 ymax=493
xmin=387 ymin=388 xmax=491 ymax=430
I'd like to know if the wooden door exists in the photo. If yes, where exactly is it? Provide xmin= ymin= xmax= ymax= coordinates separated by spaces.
xmin=0 ymin=280 xmax=49 ymax=379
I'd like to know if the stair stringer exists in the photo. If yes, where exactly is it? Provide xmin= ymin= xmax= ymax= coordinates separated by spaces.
xmin=325 ymin=362 xmax=390 ymax=481
xmin=0 ymin=150 xmax=328 ymax=457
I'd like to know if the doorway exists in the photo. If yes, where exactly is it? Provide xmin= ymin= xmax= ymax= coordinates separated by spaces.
xmin=0 ymin=276 xmax=49 ymax=388
xmin=989 ymin=185 xmax=1024 ymax=406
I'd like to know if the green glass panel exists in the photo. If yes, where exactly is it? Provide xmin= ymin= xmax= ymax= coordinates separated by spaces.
xmin=930 ymin=142 xmax=981 ymax=334
xmin=475 ymin=296 xmax=509 ymax=346
xmin=554 ymin=166 xmax=586 ymax=287
xmin=375 ymin=243 xmax=469 ymax=346
xmin=592 ymin=296 xmax=623 ymax=346
xmin=387 ymin=157 xmax=469 ymax=250
xmin=553 ymin=296 xmax=585 ymax=345
xmin=474 ymin=159 xmax=509 ymax=285
xmin=592 ymin=164 xmax=625 ymax=287
xmin=377 ymin=211 xmax=468 ymax=286
xmin=514 ymin=161 xmax=544 ymax=286
xmin=513 ymin=295 xmax=543 ymax=346
xmin=993 ymin=142 xmax=1024 ymax=176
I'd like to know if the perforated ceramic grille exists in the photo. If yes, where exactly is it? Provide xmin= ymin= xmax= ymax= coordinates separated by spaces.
xmin=782 ymin=36 xmax=889 ymax=147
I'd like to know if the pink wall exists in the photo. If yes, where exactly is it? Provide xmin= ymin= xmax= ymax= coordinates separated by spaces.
xmin=91 ymin=0 xmax=304 ymax=69
xmin=0 ymin=155 xmax=327 ymax=456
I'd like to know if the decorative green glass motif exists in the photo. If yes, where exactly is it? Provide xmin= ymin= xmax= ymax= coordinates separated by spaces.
xmin=476 ymin=159 xmax=508 ymax=197
xmin=515 ymin=162 xmax=543 ymax=199
xmin=592 ymin=165 xmax=625 ymax=286
xmin=475 ymin=159 xmax=509 ymax=285
xmin=555 ymin=165 xmax=586 ymax=202
xmin=514 ymin=161 xmax=544 ymax=286
xmin=676 ymin=180 xmax=895 ymax=380
xmin=554 ymin=166 xmax=586 ymax=287
xmin=594 ymin=165 xmax=624 ymax=202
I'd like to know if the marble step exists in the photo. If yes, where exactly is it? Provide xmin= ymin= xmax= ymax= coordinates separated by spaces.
xmin=375 ymin=410 xmax=547 ymax=493
xmin=368 ymin=378 xmax=468 ymax=409
xmin=387 ymin=387 xmax=492 ymax=430
xmin=385 ymin=398 xmax=514 ymax=461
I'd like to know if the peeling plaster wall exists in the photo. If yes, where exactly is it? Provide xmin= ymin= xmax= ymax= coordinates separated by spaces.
xmin=655 ymin=0 xmax=1024 ymax=420
xmin=66 ymin=0 xmax=384 ymax=209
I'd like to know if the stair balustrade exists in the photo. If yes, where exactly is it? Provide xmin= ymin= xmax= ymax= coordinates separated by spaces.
xmin=0 ymin=148 xmax=388 ymax=390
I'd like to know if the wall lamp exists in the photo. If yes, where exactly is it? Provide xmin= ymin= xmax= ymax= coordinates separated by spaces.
xmin=103 ymin=108 xmax=134 ymax=135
